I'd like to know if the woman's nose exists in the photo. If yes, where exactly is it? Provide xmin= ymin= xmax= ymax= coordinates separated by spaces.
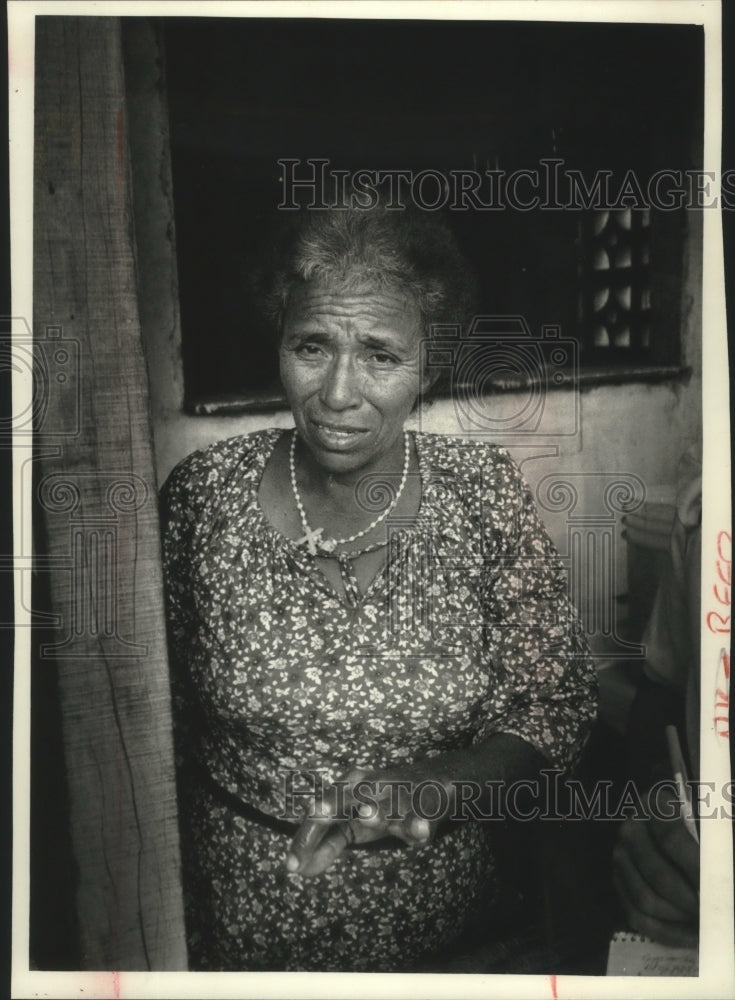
xmin=319 ymin=355 xmax=361 ymax=410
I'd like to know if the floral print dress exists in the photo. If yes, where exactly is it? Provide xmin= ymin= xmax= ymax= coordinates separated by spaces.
xmin=160 ymin=429 xmax=597 ymax=971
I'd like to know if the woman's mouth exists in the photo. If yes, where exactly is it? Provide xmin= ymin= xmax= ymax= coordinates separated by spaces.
xmin=309 ymin=420 xmax=369 ymax=449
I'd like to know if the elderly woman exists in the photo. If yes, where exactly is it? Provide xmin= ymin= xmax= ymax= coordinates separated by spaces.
xmin=161 ymin=208 xmax=597 ymax=971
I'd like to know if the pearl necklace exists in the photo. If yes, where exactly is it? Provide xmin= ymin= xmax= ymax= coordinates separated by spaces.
xmin=289 ymin=429 xmax=411 ymax=556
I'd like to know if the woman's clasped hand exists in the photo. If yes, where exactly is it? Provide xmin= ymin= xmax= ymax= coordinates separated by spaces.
xmin=286 ymin=766 xmax=451 ymax=877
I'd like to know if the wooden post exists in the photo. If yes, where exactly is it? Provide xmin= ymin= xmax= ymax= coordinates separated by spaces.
xmin=33 ymin=16 xmax=187 ymax=969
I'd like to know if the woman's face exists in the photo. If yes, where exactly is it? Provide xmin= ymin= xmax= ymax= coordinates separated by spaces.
xmin=280 ymin=280 xmax=429 ymax=476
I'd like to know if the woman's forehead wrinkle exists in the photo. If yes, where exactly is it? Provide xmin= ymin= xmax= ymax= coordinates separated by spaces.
xmin=285 ymin=300 xmax=422 ymax=359
xmin=288 ymin=283 xmax=419 ymax=326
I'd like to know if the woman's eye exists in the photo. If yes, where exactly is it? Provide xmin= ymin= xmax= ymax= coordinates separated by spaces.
xmin=296 ymin=342 xmax=324 ymax=357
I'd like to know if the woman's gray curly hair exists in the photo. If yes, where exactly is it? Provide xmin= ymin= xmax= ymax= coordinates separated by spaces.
xmin=255 ymin=207 xmax=478 ymax=346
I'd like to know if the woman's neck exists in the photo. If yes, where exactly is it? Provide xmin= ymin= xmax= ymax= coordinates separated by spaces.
xmin=295 ymin=433 xmax=408 ymax=512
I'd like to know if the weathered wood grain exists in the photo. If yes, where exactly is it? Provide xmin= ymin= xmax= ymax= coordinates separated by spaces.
xmin=33 ymin=16 xmax=187 ymax=970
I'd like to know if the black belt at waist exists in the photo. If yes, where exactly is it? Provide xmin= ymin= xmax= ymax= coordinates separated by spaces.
xmin=192 ymin=763 xmax=455 ymax=852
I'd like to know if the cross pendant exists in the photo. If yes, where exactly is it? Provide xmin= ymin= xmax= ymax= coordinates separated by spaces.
xmin=297 ymin=525 xmax=324 ymax=556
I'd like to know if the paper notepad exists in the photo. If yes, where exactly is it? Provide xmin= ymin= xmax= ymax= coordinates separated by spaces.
xmin=606 ymin=931 xmax=698 ymax=976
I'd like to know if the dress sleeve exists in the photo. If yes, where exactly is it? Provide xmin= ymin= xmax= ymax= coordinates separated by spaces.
xmin=476 ymin=449 xmax=598 ymax=773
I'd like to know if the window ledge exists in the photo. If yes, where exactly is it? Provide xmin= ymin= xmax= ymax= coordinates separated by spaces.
xmin=185 ymin=365 xmax=693 ymax=416
xmin=567 ymin=364 xmax=692 ymax=389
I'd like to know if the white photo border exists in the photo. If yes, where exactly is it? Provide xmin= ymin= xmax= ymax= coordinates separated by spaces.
xmin=9 ymin=1 xmax=732 ymax=997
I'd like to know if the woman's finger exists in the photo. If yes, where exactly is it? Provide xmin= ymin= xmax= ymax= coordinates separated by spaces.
xmin=386 ymin=812 xmax=432 ymax=846
xmin=405 ymin=814 xmax=431 ymax=843
xmin=403 ymin=813 xmax=431 ymax=844
xmin=296 ymin=822 xmax=357 ymax=878
xmin=286 ymin=788 xmax=340 ymax=872
xmin=348 ymin=774 xmax=394 ymax=824
xmin=339 ymin=768 xmax=441 ymax=846
xmin=348 ymin=772 xmax=417 ymax=827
